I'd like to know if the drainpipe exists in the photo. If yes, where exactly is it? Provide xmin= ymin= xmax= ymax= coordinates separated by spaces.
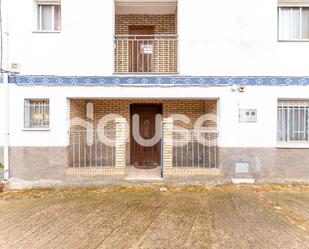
xmin=3 ymin=72 xmax=9 ymax=180
xmin=1 ymin=0 xmax=10 ymax=181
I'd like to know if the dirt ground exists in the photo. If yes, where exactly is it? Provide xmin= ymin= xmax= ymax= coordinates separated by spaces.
xmin=0 ymin=185 xmax=309 ymax=249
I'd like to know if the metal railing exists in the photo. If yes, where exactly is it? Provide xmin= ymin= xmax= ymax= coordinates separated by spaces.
xmin=114 ymin=34 xmax=178 ymax=74
xmin=70 ymin=129 xmax=116 ymax=168
xmin=173 ymin=130 xmax=218 ymax=168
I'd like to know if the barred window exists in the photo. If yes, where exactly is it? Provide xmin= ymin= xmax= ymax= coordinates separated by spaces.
xmin=277 ymin=101 xmax=309 ymax=142
xmin=24 ymin=99 xmax=50 ymax=128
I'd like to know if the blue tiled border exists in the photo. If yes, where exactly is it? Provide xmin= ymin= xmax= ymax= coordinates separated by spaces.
xmin=1 ymin=75 xmax=309 ymax=86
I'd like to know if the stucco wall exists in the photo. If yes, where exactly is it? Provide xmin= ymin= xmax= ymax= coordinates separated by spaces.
xmin=219 ymin=148 xmax=309 ymax=182
xmin=8 ymin=146 xmax=309 ymax=183
xmin=9 ymin=146 xmax=68 ymax=181
xmin=6 ymin=84 xmax=309 ymax=148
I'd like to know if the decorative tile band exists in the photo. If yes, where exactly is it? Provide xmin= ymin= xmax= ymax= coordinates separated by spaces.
xmin=1 ymin=75 xmax=309 ymax=86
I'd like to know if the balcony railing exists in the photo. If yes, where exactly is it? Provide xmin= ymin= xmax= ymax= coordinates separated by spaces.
xmin=172 ymin=130 xmax=218 ymax=168
xmin=114 ymin=34 xmax=178 ymax=74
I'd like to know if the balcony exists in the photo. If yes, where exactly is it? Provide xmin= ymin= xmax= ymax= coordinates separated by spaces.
xmin=114 ymin=34 xmax=178 ymax=74
xmin=114 ymin=0 xmax=178 ymax=74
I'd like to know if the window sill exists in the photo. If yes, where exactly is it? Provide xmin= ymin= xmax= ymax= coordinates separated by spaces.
xmin=32 ymin=30 xmax=61 ymax=34
xmin=23 ymin=128 xmax=50 ymax=131
xmin=276 ymin=142 xmax=309 ymax=149
xmin=278 ymin=39 xmax=309 ymax=42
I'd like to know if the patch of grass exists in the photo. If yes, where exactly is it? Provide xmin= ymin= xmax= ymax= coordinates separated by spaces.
xmin=0 ymin=162 xmax=3 ymax=169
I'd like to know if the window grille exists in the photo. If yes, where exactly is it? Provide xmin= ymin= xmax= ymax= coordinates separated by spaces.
xmin=24 ymin=99 xmax=50 ymax=128
xmin=277 ymin=101 xmax=309 ymax=142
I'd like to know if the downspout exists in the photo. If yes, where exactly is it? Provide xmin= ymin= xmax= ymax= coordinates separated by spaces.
xmin=3 ymin=72 xmax=9 ymax=181
xmin=1 ymin=0 xmax=10 ymax=181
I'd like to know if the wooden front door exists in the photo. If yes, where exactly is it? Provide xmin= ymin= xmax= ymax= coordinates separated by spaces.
xmin=130 ymin=104 xmax=162 ymax=168
xmin=129 ymin=26 xmax=155 ymax=73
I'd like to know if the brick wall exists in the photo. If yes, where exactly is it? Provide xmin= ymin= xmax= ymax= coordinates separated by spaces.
xmin=70 ymin=99 xmax=217 ymax=138
xmin=115 ymin=14 xmax=177 ymax=73
xmin=69 ymin=99 xmax=217 ymax=166
xmin=70 ymin=99 xmax=86 ymax=127
xmin=204 ymin=99 xmax=217 ymax=128
xmin=115 ymin=15 xmax=176 ymax=35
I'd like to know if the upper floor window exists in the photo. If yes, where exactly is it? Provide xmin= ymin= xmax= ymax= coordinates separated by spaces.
xmin=277 ymin=100 xmax=309 ymax=143
xmin=36 ymin=0 xmax=61 ymax=31
xmin=24 ymin=99 xmax=50 ymax=129
xmin=278 ymin=6 xmax=309 ymax=40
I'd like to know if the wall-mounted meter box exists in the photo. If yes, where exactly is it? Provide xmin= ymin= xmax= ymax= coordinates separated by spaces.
xmin=11 ymin=63 xmax=21 ymax=74
xmin=239 ymin=109 xmax=257 ymax=122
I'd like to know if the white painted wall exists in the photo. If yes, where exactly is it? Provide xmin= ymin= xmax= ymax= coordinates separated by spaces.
xmin=178 ymin=0 xmax=309 ymax=76
xmin=2 ymin=0 xmax=309 ymax=149
xmin=5 ymin=0 xmax=309 ymax=76
xmin=8 ymin=85 xmax=69 ymax=147
xmin=2 ymin=85 xmax=308 ymax=147
xmin=8 ymin=0 xmax=114 ymax=76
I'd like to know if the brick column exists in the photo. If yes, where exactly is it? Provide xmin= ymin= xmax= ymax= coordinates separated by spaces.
xmin=162 ymin=118 xmax=173 ymax=176
xmin=115 ymin=118 xmax=127 ymax=175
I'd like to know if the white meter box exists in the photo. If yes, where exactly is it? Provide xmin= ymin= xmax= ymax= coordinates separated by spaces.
xmin=239 ymin=109 xmax=257 ymax=122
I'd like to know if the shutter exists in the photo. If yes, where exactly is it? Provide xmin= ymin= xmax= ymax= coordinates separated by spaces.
xmin=278 ymin=0 xmax=309 ymax=6
xmin=37 ymin=0 xmax=61 ymax=5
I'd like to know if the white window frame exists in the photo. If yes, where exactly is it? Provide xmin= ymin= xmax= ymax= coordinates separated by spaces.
xmin=278 ymin=6 xmax=309 ymax=41
xmin=24 ymin=99 xmax=50 ymax=130
xmin=277 ymin=101 xmax=309 ymax=146
xmin=35 ymin=3 xmax=61 ymax=32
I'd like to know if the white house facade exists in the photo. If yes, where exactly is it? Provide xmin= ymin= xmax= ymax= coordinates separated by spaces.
xmin=1 ymin=0 xmax=309 ymax=186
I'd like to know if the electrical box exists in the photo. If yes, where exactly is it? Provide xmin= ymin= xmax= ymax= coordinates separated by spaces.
xmin=235 ymin=163 xmax=250 ymax=174
xmin=239 ymin=109 xmax=257 ymax=122
xmin=11 ymin=63 xmax=21 ymax=74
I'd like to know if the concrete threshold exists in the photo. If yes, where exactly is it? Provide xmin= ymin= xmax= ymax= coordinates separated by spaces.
xmin=125 ymin=176 xmax=163 ymax=181
xmin=232 ymin=178 xmax=255 ymax=184
xmin=125 ymin=166 xmax=162 ymax=182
